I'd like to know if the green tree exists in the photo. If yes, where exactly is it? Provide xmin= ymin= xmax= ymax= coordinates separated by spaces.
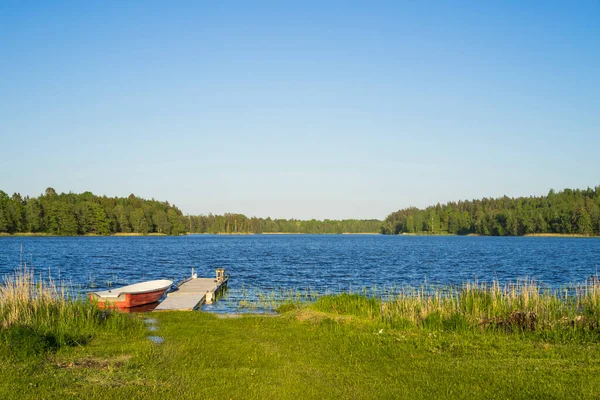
xmin=24 ymin=198 xmax=43 ymax=232
xmin=47 ymin=202 xmax=78 ymax=235
xmin=92 ymin=203 xmax=111 ymax=235
xmin=152 ymin=210 xmax=170 ymax=234
xmin=167 ymin=209 xmax=186 ymax=235
xmin=0 ymin=191 xmax=9 ymax=232
xmin=573 ymin=203 xmax=593 ymax=235
xmin=130 ymin=208 xmax=149 ymax=234
xmin=114 ymin=205 xmax=132 ymax=233
xmin=75 ymin=202 xmax=95 ymax=234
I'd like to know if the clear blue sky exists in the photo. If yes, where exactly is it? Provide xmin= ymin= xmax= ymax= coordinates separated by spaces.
xmin=1 ymin=1 xmax=598 ymax=219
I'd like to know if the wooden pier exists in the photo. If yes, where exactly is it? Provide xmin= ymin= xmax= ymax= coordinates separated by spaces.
xmin=154 ymin=268 xmax=228 ymax=311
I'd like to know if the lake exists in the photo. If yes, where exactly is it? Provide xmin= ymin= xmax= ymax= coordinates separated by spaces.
xmin=1 ymin=235 xmax=599 ymax=312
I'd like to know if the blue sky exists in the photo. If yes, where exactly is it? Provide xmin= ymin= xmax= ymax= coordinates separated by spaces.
xmin=0 ymin=1 xmax=598 ymax=219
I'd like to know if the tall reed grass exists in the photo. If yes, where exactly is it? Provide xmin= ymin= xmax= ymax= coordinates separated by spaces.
xmin=380 ymin=279 xmax=600 ymax=332
xmin=0 ymin=266 xmax=143 ymax=356
xmin=237 ymin=285 xmax=320 ymax=311
xmin=250 ymin=278 xmax=600 ymax=334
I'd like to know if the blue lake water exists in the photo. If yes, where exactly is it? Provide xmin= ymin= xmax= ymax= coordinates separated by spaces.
xmin=1 ymin=235 xmax=599 ymax=312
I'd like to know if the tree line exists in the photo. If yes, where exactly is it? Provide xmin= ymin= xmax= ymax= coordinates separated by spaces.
xmin=186 ymin=214 xmax=381 ymax=234
xmin=0 ymin=188 xmax=187 ymax=235
xmin=0 ymin=188 xmax=381 ymax=235
xmin=382 ymin=187 xmax=600 ymax=236
xmin=3 ymin=186 xmax=599 ymax=236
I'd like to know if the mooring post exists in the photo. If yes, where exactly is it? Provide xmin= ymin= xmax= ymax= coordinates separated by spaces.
xmin=216 ymin=268 xmax=225 ymax=282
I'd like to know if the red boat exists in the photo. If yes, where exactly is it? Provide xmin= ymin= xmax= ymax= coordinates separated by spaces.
xmin=88 ymin=279 xmax=173 ymax=309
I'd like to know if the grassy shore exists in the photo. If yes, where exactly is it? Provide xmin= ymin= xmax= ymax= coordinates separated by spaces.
xmin=524 ymin=233 xmax=597 ymax=238
xmin=2 ymin=309 xmax=600 ymax=399
xmin=2 ymin=273 xmax=600 ymax=399
xmin=402 ymin=232 xmax=598 ymax=238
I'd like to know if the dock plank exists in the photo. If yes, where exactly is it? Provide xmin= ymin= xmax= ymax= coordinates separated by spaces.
xmin=154 ymin=277 xmax=227 ymax=311
xmin=154 ymin=294 xmax=206 ymax=311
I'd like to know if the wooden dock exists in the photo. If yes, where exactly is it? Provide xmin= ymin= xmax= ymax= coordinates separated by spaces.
xmin=154 ymin=269 xmax=228 ymax=311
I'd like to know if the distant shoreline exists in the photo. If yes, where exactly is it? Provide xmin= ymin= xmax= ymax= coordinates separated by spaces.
xmin=399 ymin=232 xmax=598 ymax=238
xmin=189 ymin=232 xmax=381 ymax=235
xmin=262 ymin=232 xmax=380 ymax=235
xmin=1 ymin=232 xmax=596 ymax=238
xmin=0 ymin=231 xmax=381 ymax=237
xmin=523 ymin=233 xmax=598 ymax=238
xmin=0 ymin=232 xmax=169 ymax=237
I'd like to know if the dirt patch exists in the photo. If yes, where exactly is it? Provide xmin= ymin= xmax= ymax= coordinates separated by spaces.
xmin=480 ymin=311 xmax=538 ymax=332
xmin=570 ymin=315 xmax=599 ymax=330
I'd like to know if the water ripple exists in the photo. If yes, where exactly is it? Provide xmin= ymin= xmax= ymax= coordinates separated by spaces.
xmin=1 ymin=235 xmax=599 ymax=312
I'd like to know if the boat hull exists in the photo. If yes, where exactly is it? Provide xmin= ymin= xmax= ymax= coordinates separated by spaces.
xmin=88 ymin=280 xmax=173 ymax=309
xmin=90 ymin=288 xmax=169 ymax=309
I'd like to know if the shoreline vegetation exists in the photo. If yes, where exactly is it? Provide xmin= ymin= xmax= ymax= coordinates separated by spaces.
xmin=1 ymin=185 xmax=599 ymax=237
xmin=0 ymin=231 xmax=382 ymax=237
xmin=399 ymin=232 xmax=598 ymax=238
xmin=1 ymin=231 xmax=598 ymax=238
xmin=3 ymin=268 xmax=600 ymax=398
xmin=523 ymin=232 xmax=598 ymax=238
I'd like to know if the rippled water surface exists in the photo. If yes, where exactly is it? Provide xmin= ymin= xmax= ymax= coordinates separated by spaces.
xmin=1 ymin=235 xmax=599 ymax=312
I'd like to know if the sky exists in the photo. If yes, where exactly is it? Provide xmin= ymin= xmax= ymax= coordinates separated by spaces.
xmin=0 ymin=1 xmax=598 ymax=220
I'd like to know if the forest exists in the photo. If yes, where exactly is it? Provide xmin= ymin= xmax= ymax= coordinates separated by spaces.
xmin=382 ymin=187 xmax=600 ymax=236
xmin=0 ymin=188 xmax=380 ymax=236
xmin=2 ymin=186 xmax=599 ymax=236
xmin=0 ymin=188 xmax=187 ymax=236
xmin=186 ymin=214 xmax=381 ymax=234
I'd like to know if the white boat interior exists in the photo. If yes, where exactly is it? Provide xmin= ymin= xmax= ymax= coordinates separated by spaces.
xmin=91 ymin=279 xmax=173 ymax=298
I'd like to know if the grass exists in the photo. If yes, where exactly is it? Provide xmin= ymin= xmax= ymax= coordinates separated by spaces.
xmin=2 ymin=310 xmax=600 ymax=399
xmin=523 ymin=233 xmax=598 ymax=238
xmin=2 ymin=271 xmax=600 ymax=398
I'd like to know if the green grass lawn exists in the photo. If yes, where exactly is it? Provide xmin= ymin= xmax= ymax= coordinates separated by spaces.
xmin=2 ymin=308 xmax=600 ymax=400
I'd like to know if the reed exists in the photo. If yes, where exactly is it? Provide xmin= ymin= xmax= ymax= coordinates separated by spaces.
xmin=237 ymin=286 xmax=321 ymax=310
xmin=379 ymin=279 xmax=595 ymax=331
xmin=0 ymin=266 xmax=143 ymax=355
xmin=234 ymin=278 xmax=600 ymax=335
